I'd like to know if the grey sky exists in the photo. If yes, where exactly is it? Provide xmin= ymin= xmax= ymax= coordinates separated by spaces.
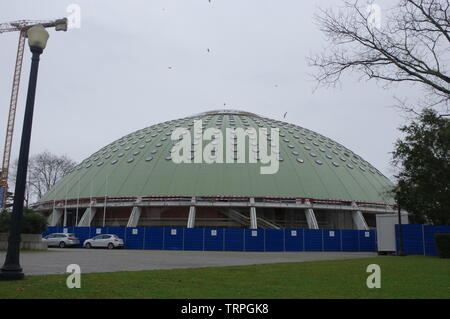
xmin=0 ymin=0 xmax=422 ymax=180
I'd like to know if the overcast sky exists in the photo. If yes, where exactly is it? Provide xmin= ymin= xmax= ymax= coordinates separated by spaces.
xmin=0 ymin=0 xmax=422 ymax=180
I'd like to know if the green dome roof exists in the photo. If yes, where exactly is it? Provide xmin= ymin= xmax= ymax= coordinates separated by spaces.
xmin=39 ymin=110 xmax=394 ymax=205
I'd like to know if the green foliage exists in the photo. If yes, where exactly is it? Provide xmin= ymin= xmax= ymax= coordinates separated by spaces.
xmin=435 ymin=234 xmax=450 ymax=258
xmin=0 ymin=208 xmax=48 ymax=234
xmin=21 ymin=208 xmax=48 ymax=234
xmin=0 ymin=210 xmax=9 ymax=233
xmin=393 ymin=109 xmax=450 ymax=225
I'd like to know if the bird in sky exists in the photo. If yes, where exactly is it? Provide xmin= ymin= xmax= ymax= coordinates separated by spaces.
xmin=283 ymin=112 xmax=287 ymax=119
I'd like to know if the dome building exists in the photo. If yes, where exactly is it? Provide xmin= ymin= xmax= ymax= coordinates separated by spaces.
xmin=36 ymin=110 xmax=396 ymax=231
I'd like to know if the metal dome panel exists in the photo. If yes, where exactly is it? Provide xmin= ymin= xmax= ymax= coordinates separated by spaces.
xmin=39 ymin=110 xmax=394 ymax=205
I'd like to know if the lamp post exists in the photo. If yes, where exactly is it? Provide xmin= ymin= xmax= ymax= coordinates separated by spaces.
xmin=0 ymin=25 xmax=49 ymax=281
xmin=397 ymin=204 xmax=405 ymax=256
xmin=395 ymin=185 xmax=405 ymax=256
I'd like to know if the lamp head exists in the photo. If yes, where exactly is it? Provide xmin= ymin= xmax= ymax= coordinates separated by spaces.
xmin=55 ymin=18 xmax=68 ymax=32
xmin=27 ymin=24 xmax=49 ymax=51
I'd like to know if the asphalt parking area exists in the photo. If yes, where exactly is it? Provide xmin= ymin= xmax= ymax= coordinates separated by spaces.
xmin=0 ymin=249 xmax=377 ymax=276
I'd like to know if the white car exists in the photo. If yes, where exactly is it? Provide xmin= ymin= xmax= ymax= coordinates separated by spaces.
xmin=42 ymin=233 xmax=80 ymax=248
xmin=83 ymin=234 xmax=124 ymax=249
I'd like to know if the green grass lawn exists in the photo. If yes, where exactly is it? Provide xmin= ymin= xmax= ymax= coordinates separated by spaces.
xmin=0 ymin=255 xmax=448 ymax=299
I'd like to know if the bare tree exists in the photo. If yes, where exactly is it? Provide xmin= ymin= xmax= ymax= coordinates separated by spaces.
xmin=10 ymin=151 xmax=76 ymax=204
xmin=309 ymin=0 xmax=450 ymax=113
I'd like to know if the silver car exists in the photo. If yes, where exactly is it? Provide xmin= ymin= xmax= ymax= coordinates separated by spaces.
xmin=83 ymin=234 xmax=124 ymax=249
xmin=42 ymin=233 xmax=80 ymax=248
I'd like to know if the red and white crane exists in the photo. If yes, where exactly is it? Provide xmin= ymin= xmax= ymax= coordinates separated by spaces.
xmin=0 ymin=18 xmax=67 ymax=207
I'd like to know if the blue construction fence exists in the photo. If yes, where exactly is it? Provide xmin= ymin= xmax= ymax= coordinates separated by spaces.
xmin=42 ymin=226 xmax=377 ymax=252
xmin=0 ymin=186 xmax=4 ymax=208
xmin=395 ymin=224 xmax=450 ymax=256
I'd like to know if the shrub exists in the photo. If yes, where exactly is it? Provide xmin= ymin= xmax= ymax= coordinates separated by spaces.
xmin=22 ymin=209 xmax=48 ymax=234
xmin=0 ymin=208 xmax=48 ymax=234
xmin=434 ymin=233 xmax=450 ymax=258
xmin=0 ymin=211 xmax=9 ymax=233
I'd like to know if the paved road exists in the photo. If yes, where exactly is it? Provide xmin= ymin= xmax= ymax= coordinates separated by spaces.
xmin=0 ymin=249 xmax=376 ymax=276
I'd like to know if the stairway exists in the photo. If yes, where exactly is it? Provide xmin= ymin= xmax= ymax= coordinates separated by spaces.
xmin=223 ymin=209 xmax=281 ymax=229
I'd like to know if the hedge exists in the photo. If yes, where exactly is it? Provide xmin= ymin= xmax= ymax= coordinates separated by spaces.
xmin=0 ymin=208 xmax=48 ymax=234
xmin=434 ymin=233 xmax=450 ymax=258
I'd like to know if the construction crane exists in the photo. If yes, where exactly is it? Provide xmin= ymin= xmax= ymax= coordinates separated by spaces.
xmin=0 ymin=18 xmax=68 ymax=208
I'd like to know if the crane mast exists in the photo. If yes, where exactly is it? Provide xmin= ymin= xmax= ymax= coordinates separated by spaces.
xmin=0 ymin=18 xmax=67 ymax=208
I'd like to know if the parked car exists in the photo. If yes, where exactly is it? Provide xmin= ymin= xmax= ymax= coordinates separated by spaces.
xmin=42 ymin=233 xmax=80 ymax=248
xmin=83 ymin=234 xmax=124 ymax=249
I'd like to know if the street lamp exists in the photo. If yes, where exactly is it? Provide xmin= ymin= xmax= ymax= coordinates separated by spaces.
xmin=0 ymin=25 xmax=49 ymax=281
xmin=395 ymin=185 xmax=405 ymax=256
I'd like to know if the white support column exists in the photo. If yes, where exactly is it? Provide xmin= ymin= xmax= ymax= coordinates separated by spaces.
xmin=304 ymin=200 xmax=319 ymax=229
xmin=63 ymin=209 xmax=67 ymax=227
xmin=78 ymin=203 xmax=97 ymax=227
xmin=187 ymin=197 xmax=196 ymax=228
xmin=249 ymin=198 xmax=257 ymax=229
xmin=127 ymin=207 xmax=142 ymax=228
xmin=48 ymin=208 xmax=63 ymax=226
xmin=187 ymin=206 xmax=196 ymax=228
xmin=351 ymin=202 xmax=369 ymax=230
xmin=250 ymin=207 xmax=258 ymax=229
xmin=126 ymin=197 xmax=142 ymax=228
xmin=64 ymin=184 xmax=68 ymax=227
